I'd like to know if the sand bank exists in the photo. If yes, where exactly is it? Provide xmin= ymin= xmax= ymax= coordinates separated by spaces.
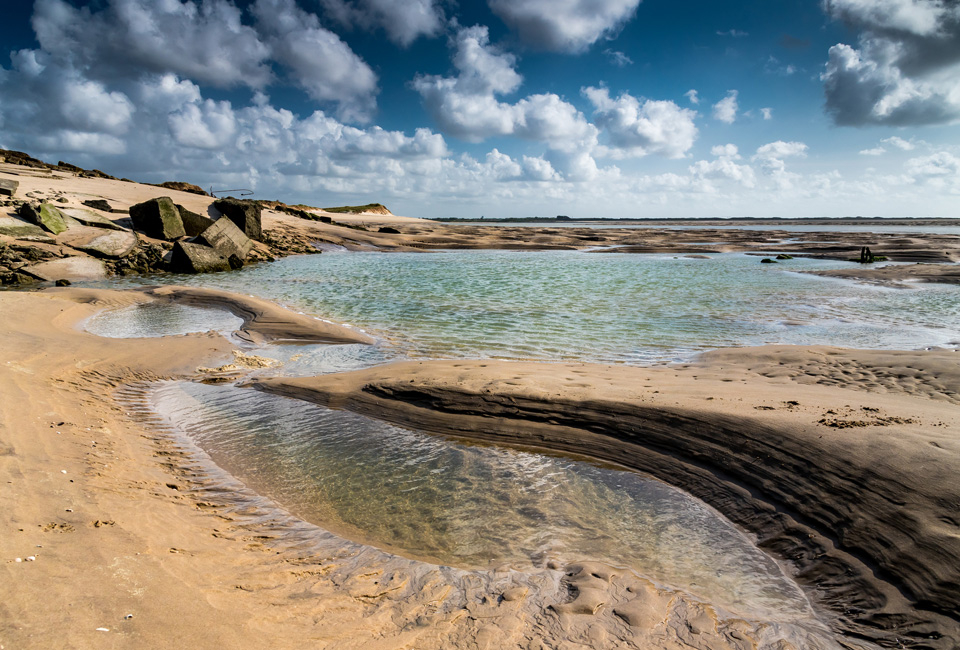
xmin=1 ymin=287 xmax=863 ymax=650
xmin=254 ymin=349 xmax=960 ymax=648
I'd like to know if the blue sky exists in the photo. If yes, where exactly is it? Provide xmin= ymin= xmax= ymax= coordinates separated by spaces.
xmin=1 ymin=0 xmax=958 ymax=218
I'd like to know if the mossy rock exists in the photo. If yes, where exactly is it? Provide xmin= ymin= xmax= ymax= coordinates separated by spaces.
xmin=775 ymin=254 xmax=793 ymax=260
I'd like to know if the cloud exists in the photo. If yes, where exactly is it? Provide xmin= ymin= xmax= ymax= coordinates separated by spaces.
xmin=413 ymin=26 xmax=597 ymax=155
xmin=765 ymin=55 xmax=797 ymax=76
xmin=754 ymin=141 xmax=808 ymax=160
xmin=252 ymin=0 xmax=378 ymax=122
xmin=760 ymin=107 xmax=773 ymax=120
xmin=716 ymin=29 xmax=748 ymax=38
xmin=859 ymin=146 xmax=887 ymax=156
xmin=821 ymin=0 xmax=960 ymax=126
xmin=882 ymin=135 xmax=917 ymax=150
xmin=604 ymin=49 xmax=633 ymax=66
xmin=904 ymin=151 xmax=960 ymax=179
xmin=30 ymin=0 xmax=273 ymax=88
xmin=584 ymin=86 xmax=698 ymax=159
xmin=710 ymin=144 xmax=739 ymax=158
xmin=684 ymin=89 xmax=699 ymax=105
xmin=712 ymin=90 xmax=739 ymax=123
xmin=26 ymin=0 xmax=379 ymax=123
xmin=487 ymin=0 xmax=641 ymax=52
xmin=318 ymin=0 xmax=446 ymax=46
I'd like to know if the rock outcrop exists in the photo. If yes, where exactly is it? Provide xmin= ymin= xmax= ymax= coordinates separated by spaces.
xmin=213 ymin=198 xmax=262 ymax=241
xmin=170 ymin=241 xmax=230 ymax=274
xmin=82 ymin=199 xmax=127 ymax=214
xmin=129 ymin=197 xmax=185 ymax=240
xmin=155 ymin=181 xmax=208 ymax=196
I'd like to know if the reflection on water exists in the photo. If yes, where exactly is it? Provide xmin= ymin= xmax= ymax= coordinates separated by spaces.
xmin=151 ymin=381 xmax=815 ymax=621
xmin=89 ymin=251 xmax=960 ymax=363
xmin=84 ymin=301 xmax=244 ymax=338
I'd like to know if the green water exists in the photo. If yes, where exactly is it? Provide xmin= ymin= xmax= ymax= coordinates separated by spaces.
xmin=96 ymin=250 xmax=959 ymax=364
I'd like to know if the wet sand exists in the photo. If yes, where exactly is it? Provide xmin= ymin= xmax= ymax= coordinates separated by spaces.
xmin=0 ymin=287 xmax=857 ymax=650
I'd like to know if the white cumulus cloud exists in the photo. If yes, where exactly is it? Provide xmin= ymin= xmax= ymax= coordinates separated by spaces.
xmin=712 ymin=90 xmax=739 ymax=123
xmin=584 ymin=86 xmax=698 ymax=159
xmin=487 ymin=0 xmax=641 ymax=52
xmin=821 ymin=0 xmax=960 ymax=125
xmin=318 ymin=0 xmax=446 ymax=46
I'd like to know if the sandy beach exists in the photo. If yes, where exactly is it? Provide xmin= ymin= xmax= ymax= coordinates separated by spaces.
xmin=1 ymin=164 xmax=959 ymax=649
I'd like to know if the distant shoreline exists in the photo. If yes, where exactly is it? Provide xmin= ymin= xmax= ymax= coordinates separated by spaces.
xmin=432 ymin=215 xmax=960 ymax=225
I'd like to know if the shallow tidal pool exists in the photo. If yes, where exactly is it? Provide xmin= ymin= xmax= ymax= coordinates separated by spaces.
xmin=151 ymin=381 xmax=817 ymax=623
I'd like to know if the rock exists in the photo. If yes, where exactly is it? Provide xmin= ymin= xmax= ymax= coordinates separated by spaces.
xmin=72 ymin=229 xmax=139 ymax=259
xmin=156 ymin=181 xmax=208 ymax=196
xmin=194 ymin=217 xmax=253 ymax=261
xmin=59 ymin=207 xmax=126 ymax=231
xmin=0 ymin=179 xmax=18 ymax=197
xmin=55 ymin=279 xmax=71 ymax=287
xmin=170 ymin=241 xmax=230 ymax=273
xmin=760 ymin=258 xmax=777 ymax=264
xmin=776 ymin=254 xmax=794 ymax=260
xmin=129 ymin=197 xmax=185 ymax=240
xmin=213 ymin=198 xmax=262 ymax=241
xmin=22 ymin=256 xmax=108 ymax=281
xmin=18 ymin=203 xmax=68 ymax=235
xmin=0 ymin=216 xmax=49 ymax=240
xmin=82 ymin=199 xmax=127 ymax=214
xmin=176 ymin=204 xmax=216 ymax=237
xmin=378 ymin=226 xmax=400 ymax=234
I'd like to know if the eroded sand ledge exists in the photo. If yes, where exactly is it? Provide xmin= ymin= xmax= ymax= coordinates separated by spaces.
xmin=254 ymin=351 xmax=960 ymax=648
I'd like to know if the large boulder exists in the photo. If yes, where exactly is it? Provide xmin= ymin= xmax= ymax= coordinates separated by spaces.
xmin=0 ymin=179 xmax=18 ymax=197
xmin=213 ymin=198 xmax=262 ymax=241
xmin=194 ymin=217 xmax=252 ymax=262
xmin=129 ymin=197 xmax=185 ymax=240
xmin=18 ymin=203 xmax=68 ymax=235
xmin=59 ymin=207 xmax=126 ymax=231
xmin=170 ymin=241 xmax=230 ymax=274
xmin=176 ymin=203 xmax=216 ymax=237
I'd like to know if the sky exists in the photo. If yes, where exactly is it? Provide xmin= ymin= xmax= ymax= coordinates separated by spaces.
xmin=0 ymin=0 xmax=959 ymax=218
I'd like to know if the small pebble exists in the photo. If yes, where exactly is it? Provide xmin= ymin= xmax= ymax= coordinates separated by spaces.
xmin=124 ymin=614 xmax=133 ymax=619
xmin=14 ymin=558 xmax=22 ymax=563
xmin=65 ymin=508 xmax=73 ymax=512
xmin=96 ymin=627 xmax=110 ymax=632
xmin=60 ymin=470 xmax=67 ymax=474
xmin=26 ymin=556 xmax=35 ymax=562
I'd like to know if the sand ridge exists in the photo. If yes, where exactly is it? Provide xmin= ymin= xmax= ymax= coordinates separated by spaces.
xmin=253 ymin=352 xmax=960 ymax=648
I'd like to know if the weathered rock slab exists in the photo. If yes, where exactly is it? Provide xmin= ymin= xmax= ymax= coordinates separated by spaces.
xmin=0 ymin=179 xmax=18 ymax=197
xmin=129 ymin=197 xmax=185 ymax=240
xmin=59 ymin=207 xmax=126 ymax=231
xmin=72 ymin=229 xmax=139 ymax=259
xmin=0 ymin=216 xmax=50 ymax=240
xmin=177 ymin=203 xmax=216 ymax=237
xmin=170 ymin=241 xmax=230 ymax=274
xmin=195 ymin=217 xmax=252 ymax=261
xmin=214 ymin=198 xmax=262 ymax=241
xmin=22 ymin=256 xmax=108 ymax=281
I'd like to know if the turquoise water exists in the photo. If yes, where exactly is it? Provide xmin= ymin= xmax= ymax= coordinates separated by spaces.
xmin=96 ymin=250 xmax=959 ymax=364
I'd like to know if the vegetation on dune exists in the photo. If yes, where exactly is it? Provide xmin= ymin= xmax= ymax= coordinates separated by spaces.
xmin=322 ymin=203 xmax=391 ymax=214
